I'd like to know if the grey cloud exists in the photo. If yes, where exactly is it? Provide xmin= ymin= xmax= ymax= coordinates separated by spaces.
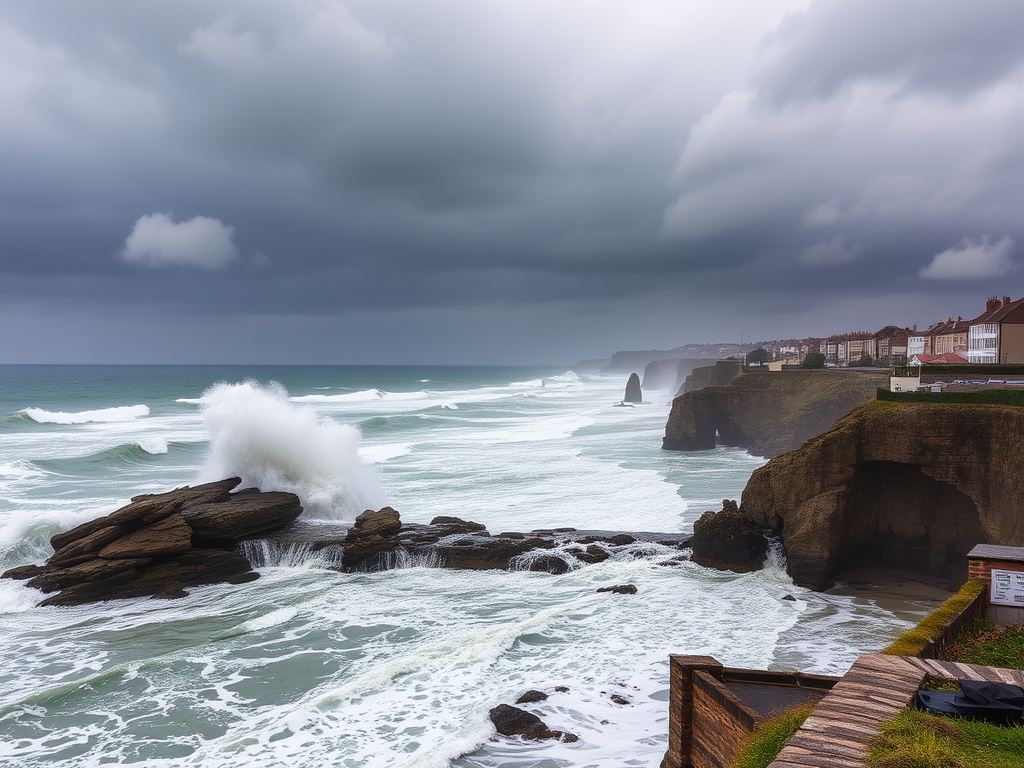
xmin=3 ymin=1 xmax=1024 ymax=364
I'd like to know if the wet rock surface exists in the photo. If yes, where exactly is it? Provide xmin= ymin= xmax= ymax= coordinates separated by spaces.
xmin=489 ymin=704 xmax=579 ymax=743
xmin=251 ymin=509 xmax=694 ymax=575
xmin=2 ymin=479 xmax=300 ymax=606
xmin=690 ymin=499 xmax=768 ymax=573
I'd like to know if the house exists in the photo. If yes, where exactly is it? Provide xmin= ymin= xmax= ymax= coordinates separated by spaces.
xmin=966 ymin=296 xmax=1024 ymax=364
xmin=873 ymin=325 xmax=912 ymax=364
xmin=928 ymin=317 xmax=970 ymax=356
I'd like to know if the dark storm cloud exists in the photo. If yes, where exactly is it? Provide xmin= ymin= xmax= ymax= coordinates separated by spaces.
xmin=2 ymin=1 xmax=1024 ymax=363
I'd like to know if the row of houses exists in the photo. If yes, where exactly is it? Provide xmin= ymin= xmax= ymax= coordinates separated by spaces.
xmin=817 ymin=295 xmax=1024 ymax=366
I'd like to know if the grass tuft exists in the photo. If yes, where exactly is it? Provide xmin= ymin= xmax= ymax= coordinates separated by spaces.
xmin=729 ymin=702 xmax=816 ymax=768
xmin=868 ymin=708 xmax=1024 ymax=768
xmin=882 ymin=580 xmax=985 ymax=658
xmin=946 ymin=620 xmax=1024 ymax=669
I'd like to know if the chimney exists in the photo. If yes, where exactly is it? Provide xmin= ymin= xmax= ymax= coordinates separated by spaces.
xmin=1004 ymin=295 xmax=1012 ymax=306
xmin=957 ymin=316 xmax=962 ymax=322
xmin=986 ymin=296 xmax=1001 ymax=312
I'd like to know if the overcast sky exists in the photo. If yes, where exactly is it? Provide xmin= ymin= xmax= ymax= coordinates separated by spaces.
xmin=2 ymin=0 xmax=1023 ymax=365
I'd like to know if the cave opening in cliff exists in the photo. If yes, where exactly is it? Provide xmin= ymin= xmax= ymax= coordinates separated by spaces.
xmin=836 ymin=461 xmax=984 ymax=583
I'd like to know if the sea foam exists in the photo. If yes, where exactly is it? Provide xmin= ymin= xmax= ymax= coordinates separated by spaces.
xmin=197 ymin=381 xmax=384 ymax=520
xmin=20 ymin=405 xmax=150 ymax=425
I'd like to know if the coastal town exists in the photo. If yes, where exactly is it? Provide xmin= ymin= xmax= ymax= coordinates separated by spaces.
xmin=723 ymin=295 xmax=1024 ymax=368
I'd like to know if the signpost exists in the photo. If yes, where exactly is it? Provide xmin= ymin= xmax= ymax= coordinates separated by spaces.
xmin=990 ymin=569 xmax=1024 ymax=606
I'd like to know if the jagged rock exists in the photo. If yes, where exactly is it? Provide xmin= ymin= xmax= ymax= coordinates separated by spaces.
xmin=623 ymin=373 xmax=642 ymax=404
xmin=610 ymin=694 xmax=631 ymax=705
xmin=4 ymin=480 xmax=300 ymax=607
xmin=342 ymin=507 xmax=402 ymax=567
xmin=49 ymin=524 xmax=130 ymax=565
xmin=691 ymin=500 xmax=767 ymax=573
xmin=596 ymin=584 xmax=637 ymax=594
xmin=679 ymin=360 xmax=743 ymax=396
xmin=98 ymin=513 xmax=192 ymax=559
xmin=489 ymin=704 xmax=579 ymax=743
xmin=515 ymin=690 xmax=548 ymax=704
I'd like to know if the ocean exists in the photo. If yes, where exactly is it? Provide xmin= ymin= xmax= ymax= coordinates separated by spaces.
xmin=0 ymin=365 xmax=939 ymax=767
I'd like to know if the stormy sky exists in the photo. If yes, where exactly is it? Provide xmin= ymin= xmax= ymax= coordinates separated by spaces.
xmin=2 ymin=0 xmax=1023 ymax=365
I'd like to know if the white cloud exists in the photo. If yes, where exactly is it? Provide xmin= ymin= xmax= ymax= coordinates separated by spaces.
xmin=798 ymin=235 xmax=864 ymax=266
xmin=801 ymin=199 xmax=840 ymax=228
xmin=120 ymin=212 xmax=239 ymax=270
xmin=919 ymin=235 xmax=1016 ymax=280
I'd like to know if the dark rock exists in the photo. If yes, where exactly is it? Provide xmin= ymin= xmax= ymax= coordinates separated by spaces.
xmin=691 ymin=500 xmax=767 ymax=573
xmin=0 ymin=564 xmax=48 ymax=581
xmin=554 ymin=686 xmax=569 ymax=693
xmin=341 ymin=507 xmax=402 ymax=568
xmin=429 ymin=516 xmax=487 ymax=532
xmin=488 ymin=704 xmax=579 ymax=743
xmin=782 ymin=594 xmax=797 ymax=601
xmin=576 ymin=545 xmax=609 ymax=564
xmin=6 ymin=480 xmax=303 ymax=607
xmin=27 ymin=557 xmax=151 ymax=593
xmin=607 ymin=534 xmax=635 ymax=546
xmin=183 ymin=492 xmax=302 ymax=541
xmin=515 ymin=690 xmax=548 ymax=704
xmin=98 ymin=513 xmax=193 ymax=559
xmin=50 ymin=524 xmax=130 ymax=565
xmin=523 ymin=554 xmax=570 ymax=575
xmin=624 ymin=373 xmax=642 ymax=404
xmin=596 ymin=584 xmax=637 ymax=595
xmin=610 ymin=694 xmax=631 ymax=705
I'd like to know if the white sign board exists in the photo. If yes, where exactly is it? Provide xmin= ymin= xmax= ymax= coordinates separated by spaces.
xmin=990 ymin=569 xmax=1024 ymax=606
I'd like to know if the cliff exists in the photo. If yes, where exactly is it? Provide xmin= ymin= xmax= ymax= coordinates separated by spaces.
xmin=662 ymin=370 xmax=887 ymax=458
xmin=678 ymin=360 xmax=743 ymax=395
xmin=741 ymin=401 xmax=1024 ymax=590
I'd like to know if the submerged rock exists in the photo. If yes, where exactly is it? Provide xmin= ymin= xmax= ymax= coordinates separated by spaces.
xmin=596 ymin=584 xmax=637 ymax=595
xmin=489 ymin=704 xmax=578 ymax=743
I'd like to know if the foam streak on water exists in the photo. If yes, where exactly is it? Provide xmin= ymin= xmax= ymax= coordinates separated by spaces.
xmin=0 ymin=365 xmax=944 ymax=767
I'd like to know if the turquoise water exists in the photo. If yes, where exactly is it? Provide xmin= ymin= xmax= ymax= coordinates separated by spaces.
xmin=0 ymin=365 xmax=939 ymax=767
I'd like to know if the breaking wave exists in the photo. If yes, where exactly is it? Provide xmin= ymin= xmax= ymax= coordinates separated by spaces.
xmin=197 ymin=381 xmax=384 ymax=520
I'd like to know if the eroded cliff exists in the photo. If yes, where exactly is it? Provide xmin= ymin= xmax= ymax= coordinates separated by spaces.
xmin=741 ymin=401 xmax=1024 ymax=589
xmin=662 ymin=370 xmax=886 ymax=458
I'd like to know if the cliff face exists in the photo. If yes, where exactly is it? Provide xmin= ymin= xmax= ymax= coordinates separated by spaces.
xmin=741 ymin=401 xmax=1024 ymax=590
xmin=663 ymin=370 xmax=886 ymax=458
xmin=679 ymin=360 xmax=742 ymax=395
xmin=641 ymin=359 xmax=707 ymax=391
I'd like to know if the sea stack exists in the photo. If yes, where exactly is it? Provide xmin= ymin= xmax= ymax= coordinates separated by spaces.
xmin=623 ymin=372 xmax=642 ymax=403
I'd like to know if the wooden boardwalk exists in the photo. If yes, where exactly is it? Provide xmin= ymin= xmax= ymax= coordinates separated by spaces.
xmin=769 ymin=653 xmax=1024 ymax=768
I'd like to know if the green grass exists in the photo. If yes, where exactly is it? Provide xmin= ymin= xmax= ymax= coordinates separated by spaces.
xmin=729 ymin=702 xmax=816 ymax=768
xmin=946 ymin=621 xmax=1024 ymax=669
xmin=883 ymin=580 xmax=985 ymax=658
xmin=868 ymin=708 xmax=1024 ymax=768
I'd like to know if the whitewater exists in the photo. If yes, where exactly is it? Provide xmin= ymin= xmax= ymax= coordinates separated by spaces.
xmin=0 ymin=365 xmax=941 ymax=767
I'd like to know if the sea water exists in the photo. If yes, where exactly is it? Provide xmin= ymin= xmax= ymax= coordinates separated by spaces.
xmin=0 ymin=365 xmax=941 ymax=767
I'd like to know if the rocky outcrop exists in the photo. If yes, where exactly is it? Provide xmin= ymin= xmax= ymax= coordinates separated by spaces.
xmin=624 ymin=373 xmax=643 ymax=403
xmin=691 ymin=500 xmax=767 ymax=572
xmin=663 ymin=370 xmax=887 ymax=458
xmin=740 ymin=401 xmax=1024 ymax=590
xmin=679 ymin=360 xmax=743 ymax=395
xmin=3 ymin=479 xmax=302 ymax=606
xmin=489 ymin=704 xmax=579 ymax=742
xmin=247 ymin=510 xmax=692 ymax=574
